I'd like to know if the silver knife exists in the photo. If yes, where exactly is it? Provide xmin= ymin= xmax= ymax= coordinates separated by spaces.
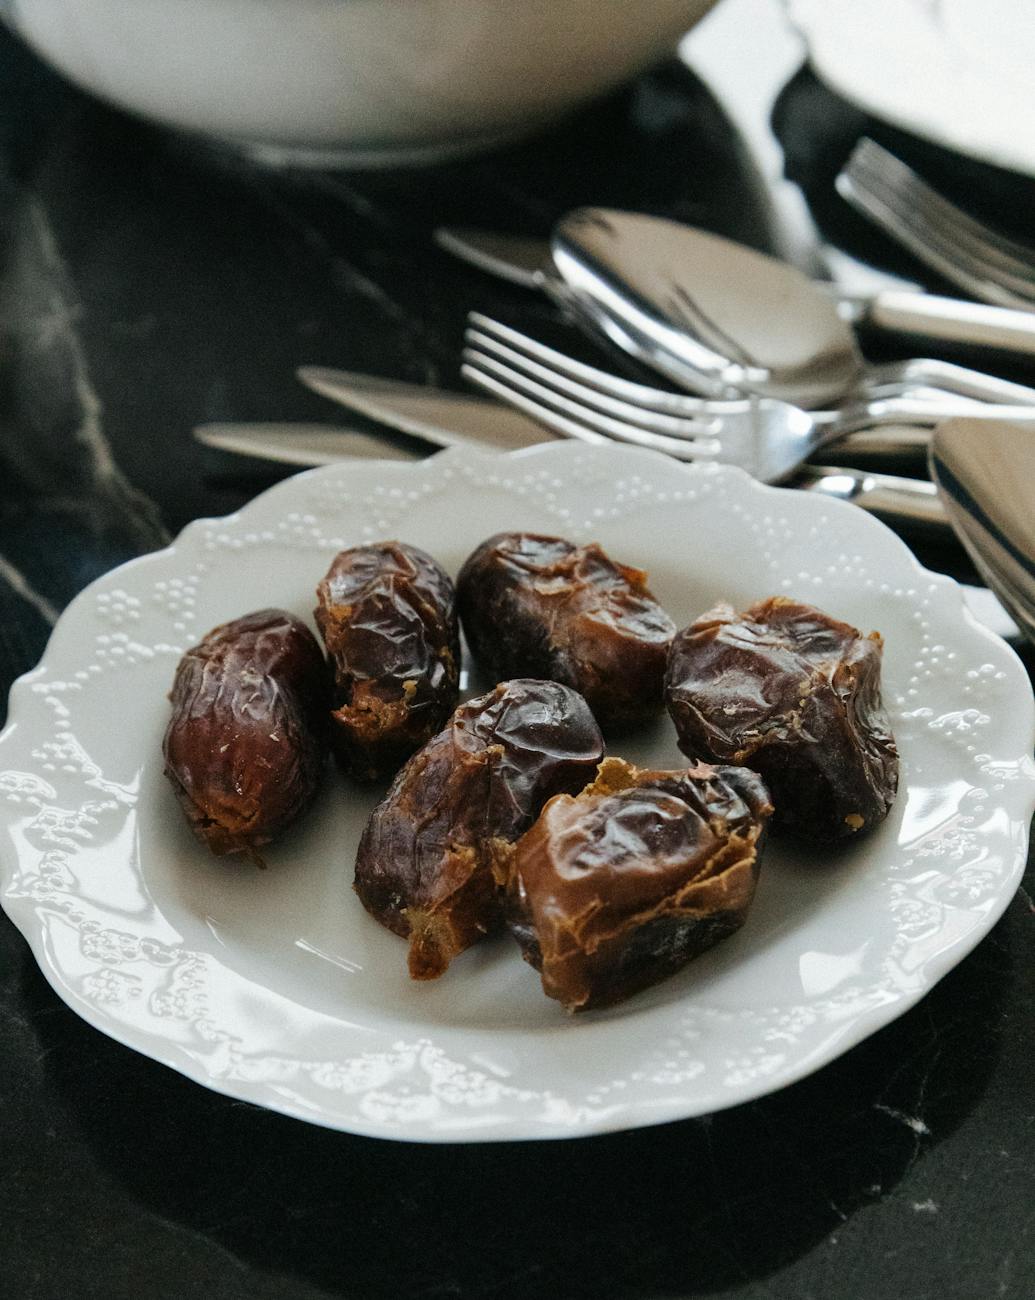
xmin=194 ymin=422 xmax=420 ymax=465
xmin=296 ymin=369 xmax=554 ymax=452
xmin=196 ymin=372 xmax=946 ymax=532
xmin=435 ymin=226 xmax=1035 ymax=359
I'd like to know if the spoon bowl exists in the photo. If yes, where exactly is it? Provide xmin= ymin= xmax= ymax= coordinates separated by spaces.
xmin=552 ymin=209 xmax=860 ymax=405
xmin=551 ymin=209 xmax=1035 ymax=411
xmin=930 ymin=417 xmax=1035 ymax=642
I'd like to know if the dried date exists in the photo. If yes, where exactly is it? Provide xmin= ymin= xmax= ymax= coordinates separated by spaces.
xmin=315 ymin=541 xmax=460 ymax=781
xmin=456 ymin=532 xmax=675 ymax=731
xmin=665 ymin=597 xmax=899 ymax=842
xmin=163 ymin=609 xmax=329 ymax=858
xmin=504 ymin=756 xmax=773 ymax=1011
xmin=354 ymin=679 xmax=605 ymax=980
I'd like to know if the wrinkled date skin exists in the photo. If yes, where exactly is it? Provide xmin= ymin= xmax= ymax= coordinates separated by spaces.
xmin=163 ymin=609 xmax=330 ymax=858
xmin=457 ymin=532 xmax=675 ymax=731
xmin=354 ymin=679 xmax=604 ymax=980
xmin=665 ymin=596 xmax=899 ymax=842
xmin=315 ymin=542 xmax=460 ymax=781
xmin=504 ymin=756 xmax=773 ymax=1012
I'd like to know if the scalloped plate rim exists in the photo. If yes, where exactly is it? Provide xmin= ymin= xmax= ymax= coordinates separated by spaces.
xmin=1 ymin=442 xmax=1033 ymax=1142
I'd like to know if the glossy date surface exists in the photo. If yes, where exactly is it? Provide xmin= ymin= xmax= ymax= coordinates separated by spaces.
xmin=665 ymin=597 xmax=899 ymax=842
xmin=505 ymin=756 xmax=773 ymax=1012
xmin=456 ymin=532 xmax=675 ymax=731
xmin=162 ymin=609 xmax=329 ymax=858
xmin=315 ymin=541 xmax=460 ymax=781
xmin=354 ymin=678 xmax=604 ymax=980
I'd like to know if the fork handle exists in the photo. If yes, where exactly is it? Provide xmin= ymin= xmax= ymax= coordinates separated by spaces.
xmin=866 ymin=292 xmax=1035 ymax=356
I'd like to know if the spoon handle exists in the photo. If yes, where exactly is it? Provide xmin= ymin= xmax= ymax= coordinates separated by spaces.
xmin=865 ymin=291 xmax=1035 ymax=356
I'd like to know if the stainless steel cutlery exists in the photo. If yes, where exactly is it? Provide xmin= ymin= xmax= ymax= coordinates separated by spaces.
xmin=838 ymin=139 xmax=1035 ymax=312
xmin=437 ymin=216 xmax=1035 ymax=367
xmin=199 ymin=371 xmax=946 ymax=532
xmin=460 ymin=313 xmax=1035 ymax=483
xmin=543 ymin=209 xmax=1035 ymax=408
xmin=196 ymin=195 xmax=1035 ymax=581
xmin=931 ymin=417 xmax=1035 ymax=642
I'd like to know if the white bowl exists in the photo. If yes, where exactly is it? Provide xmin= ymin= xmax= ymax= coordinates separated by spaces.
xmin=1 ymin=0 xmax=719 ymax=166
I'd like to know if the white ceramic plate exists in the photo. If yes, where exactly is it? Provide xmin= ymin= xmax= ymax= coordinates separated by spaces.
xmin=790 ymin=0 xmax=1035 ymax=178
xmin=2 ymin=443 xmax=1033 ymax=1142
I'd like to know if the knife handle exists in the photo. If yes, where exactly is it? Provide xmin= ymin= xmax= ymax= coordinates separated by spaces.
xmin=866 ymin=291 xmax=1035 ymax=356
xmin=794 ymin=465 xmax=947 ymax=532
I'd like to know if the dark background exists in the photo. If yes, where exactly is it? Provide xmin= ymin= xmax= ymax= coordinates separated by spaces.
xmin=1 ymin=16 xmax=1032 ymax=1300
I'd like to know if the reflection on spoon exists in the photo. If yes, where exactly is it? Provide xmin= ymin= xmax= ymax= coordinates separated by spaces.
xmin=930 ymin=418 xmax=1035 ymax=644
xmin=552 ymin=208 xmax=1035 ymax=411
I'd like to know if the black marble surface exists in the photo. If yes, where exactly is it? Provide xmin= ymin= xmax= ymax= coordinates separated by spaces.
xmin=1 ymin=21 xmax=1033 ymax=1300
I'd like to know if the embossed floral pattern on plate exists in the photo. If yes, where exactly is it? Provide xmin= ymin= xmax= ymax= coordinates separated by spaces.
xmin=2 ymin=444 xmax=1033 ymax=1142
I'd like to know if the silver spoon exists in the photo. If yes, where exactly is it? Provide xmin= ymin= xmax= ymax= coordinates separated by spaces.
xmin=550 ymin=209 xmax=1035 ymax=410
xmin=436 ymin=224 xmax=1035 ymax=364
xmin=930 ymin=417 xmax=1035 ymax=643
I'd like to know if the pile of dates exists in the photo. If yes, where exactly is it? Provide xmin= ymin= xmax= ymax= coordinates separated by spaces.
xmin=163 ymin=531 xmax=898 ymax=1012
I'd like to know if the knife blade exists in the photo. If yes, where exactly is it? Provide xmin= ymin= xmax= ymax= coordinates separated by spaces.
xmin=435 ymin=226 xmax=1035 ymax=359
xmin=203 ymin=373 xmax=946 ymax=532
xmin=296 ymin=368 xmax=557 ymax=453
xmin=194 ymin=422 xmax=420 ymax=465
xmin=435 ymin=228 xmax=545 ymax=291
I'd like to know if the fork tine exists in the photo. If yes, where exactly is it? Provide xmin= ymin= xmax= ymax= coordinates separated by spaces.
xmin=850 ymin=155 xmax=1035 ymax=300
xmin=466 ymin=312 xmax=731 ymax=416
xmin=839 ymin=143 xmax=1013 ymax=281
xmin=850 ymin=140 xmax=1035 ymax=281
xmin=464 ymin=325 xmax=720 ymax=439
xmin=459 ymin=360 xmax=610 ymax=449
xmin=837 ymin=167 xmax=1035 ymax=310
xmin=898 ymin=182 xmax=1035 ymax=292
xmin=839 ymin=143 xmax=1035 ymax=309
xmin=460 ymin=350 xmax=716 ymax=463
xmin=469 ymin=303 xmax=1026 ymax=416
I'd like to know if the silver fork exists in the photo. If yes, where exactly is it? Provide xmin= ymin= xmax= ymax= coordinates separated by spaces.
xmin=837 ymin=139 xmax=1035 ymax=311
xmin=460 ymin=314 xmax=1035 ymax=484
